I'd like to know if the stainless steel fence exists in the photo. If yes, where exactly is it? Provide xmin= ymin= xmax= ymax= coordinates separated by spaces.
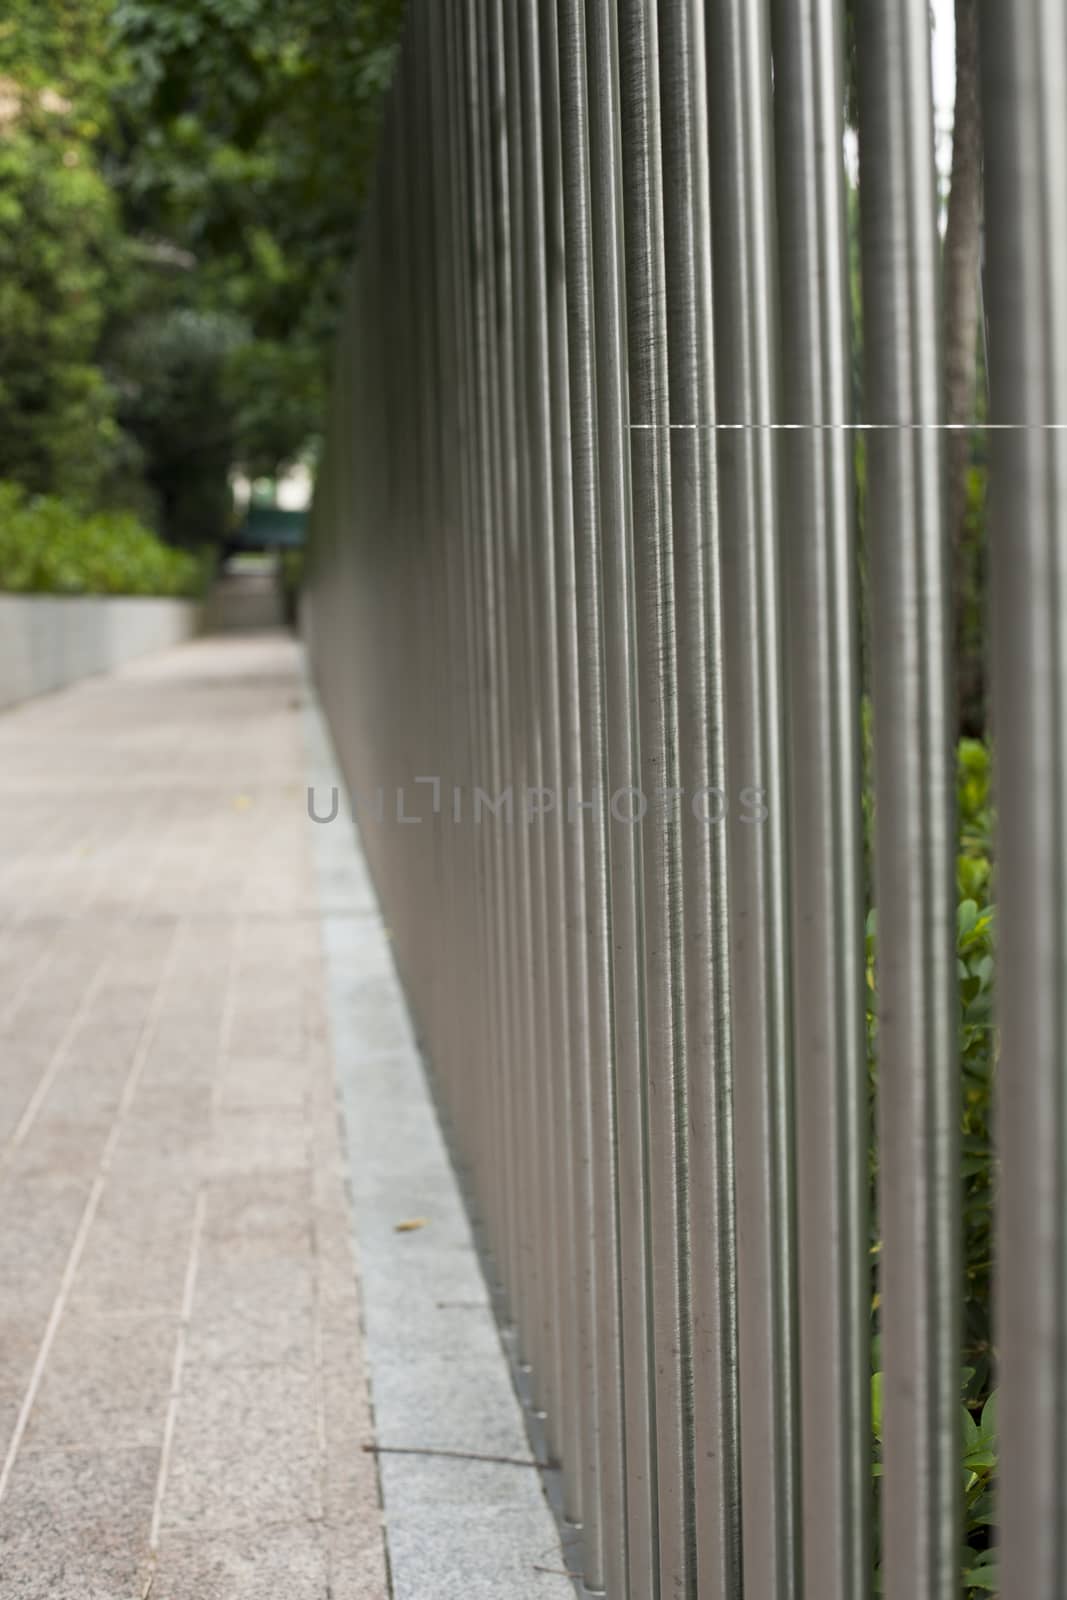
xmin=306 ymin=2 xmax=1064 ymax=1594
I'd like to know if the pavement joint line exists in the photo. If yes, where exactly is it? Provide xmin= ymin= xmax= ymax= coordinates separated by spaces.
xmin=0 ymin=936 xmax=74 ymax=1031
xmin=148 ymin=878 xmax=244 ymax=1559
xmin=146 ymin=1187 xmax=207 ymax=1557
xmin=0 ymin=917 xmax=188 ymax=1506
xmin=0 ymin=823 xmax=108 ymax=1012
xmin=4 ymin=953 xmax=114 ymax=1151
xmin=207 ymin=915 xmax=247 ymax=1118
xmin=0 ymin=805 xmax=106 ymax=983
xmin=309 ymin=1104 xmax=331 ymax=1547
xmin=0 ymin=809 xmax=124 ymax=1036
xmin=3 ymin=784 xmax=188 ymax=1153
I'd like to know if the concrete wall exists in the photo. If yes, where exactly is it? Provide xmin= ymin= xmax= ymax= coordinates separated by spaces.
xmin=0 ymin=593 xmax=202 ymax=712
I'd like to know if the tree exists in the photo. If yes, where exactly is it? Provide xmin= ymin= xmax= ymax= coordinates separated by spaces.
xmin=0 ymin=0 xmax=405 ymax=538
xmin=107 ymin=0 xmax=405 ymax=494
xmin=112 ymin=308 xmax=244 ymax=546
xmin=0 ymin=1 xmax=127 ymax=503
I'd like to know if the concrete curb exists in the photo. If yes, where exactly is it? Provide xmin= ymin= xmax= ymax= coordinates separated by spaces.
xmin=303 ymin=691 xmax=575 ymax=1600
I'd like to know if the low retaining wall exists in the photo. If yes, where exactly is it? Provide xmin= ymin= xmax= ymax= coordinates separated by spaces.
xmin=0 ymin=593 xmax=202 ymax=712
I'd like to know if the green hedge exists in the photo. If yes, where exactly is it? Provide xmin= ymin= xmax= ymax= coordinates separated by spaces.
xmin=0 ymin=482 xmax=210 ymax=598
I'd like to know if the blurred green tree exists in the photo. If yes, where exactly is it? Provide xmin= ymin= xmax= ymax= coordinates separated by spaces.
xmin=0 ymin=0 xmax=404 ymax=538
xmin=107 ymin=0 xmax=405 ymax=518
xmin=0 ymin=0 xmax=126 ymax=503
xmin=112 ymin=307 xmax=244 ymax=547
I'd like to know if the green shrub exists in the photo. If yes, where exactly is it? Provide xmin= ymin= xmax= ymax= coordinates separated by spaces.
xmin=0 ymin=481 xmax=210 ymax=597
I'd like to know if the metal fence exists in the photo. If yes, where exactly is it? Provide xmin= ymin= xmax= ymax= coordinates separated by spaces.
xmin=306 ymin=2 xmax=1063 ymax=1595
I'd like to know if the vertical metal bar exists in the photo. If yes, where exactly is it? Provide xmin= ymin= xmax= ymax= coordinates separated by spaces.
xmin=420 ymin=0 xmax=452 ymax=1073
xmin=705 ymin=0 xmax=800 ymax=1594
xmin=537 ymin=0 xmax=597 ymax=1539
xmin=503 ymin=0 xmax=562 ymax=1452
xmin=656 ymin=2 xmax=741 ymax=1594
xmin=449 ymin=0 xmax=481 ymax=1216
xmin=445 ymin=0 xmax=489 ymax=1209
xmin=438 ymin=0 xmax=463 ymax=1160
xmin=585 ymin=0 xmax=657 ymax=1589
xmin=462 ymin=0 xmax=509 ymax=1313
xmin=393 ymin=0 xmax=420 ymax=1020
xmin=475 ymin=0 xmax=522 ymax=1327
xmin=856 ymin=6 xmax=959 ymax=1599
xmin=513 ymin=0 xmax=571 ymax=1483
xmin=487 ymin=0 xmax=520 ymax=1340
xmin=556 ymin=1 xmax=628 ymax=1590
xmin=388 ymin=18 xmax=422 ymax=996
xmin=616 ymin=1 xmax=690 ymax=1593
xmin=981 ymin=6 xmax=1067 ymax=1595
xmin=428 ymin=0 xmax=461 ymax=1146
xmin=494 ymin=0 xmax=549 ymax=1421
xmin=770 ymin=2 xmax=871 ymax=1598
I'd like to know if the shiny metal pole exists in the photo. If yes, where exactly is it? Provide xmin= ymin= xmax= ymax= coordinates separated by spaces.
xmin=390 ymin=15 xmax=423 ymax=1009
xmin=428 ymin=0 xmax=464 ymax=1157
xmin=616 ymin=1 xmax=691 ymax=1593
xmin=981 ymin=5 xmax=1067 ymax=1595
xmin=771 ymin=2 xmax=870 ymax=1597
xmin=585 ymin=0 xmax=656 ymax=1589
xmin=462 ymin=0 xmax=510 ymax=1313
xmin=514 ymin=0 xmax=572 ymax=1484
xmin=556 ymin=1 xmax=627 ymax=1590
xmin=487 ymin=0 xmax=532 ymax=1359
xmin=446 ymin=0 xmax=493 ymax=1226
xmin=502 ymin=0 xmax=561 ymax=1451
xmin=536 ymin=0 xmax=598 ymax=1540
xmin=656 ymin=2 xmax=741 ymax=1594
xmin=705 ymin=0 xmax=800 ymax=1593
xmin=474 ymin=0 xmax=522 ymax=1327
xmin=856 ymin=6 xmax=960 ymax=1599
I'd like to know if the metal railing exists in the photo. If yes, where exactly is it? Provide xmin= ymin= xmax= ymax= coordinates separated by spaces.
xmin=306 ymin=2 xmax=1063 ymax=1595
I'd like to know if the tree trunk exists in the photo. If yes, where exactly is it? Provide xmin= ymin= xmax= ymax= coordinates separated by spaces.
xmin=943 ymin=0 xmax=985 ymax=735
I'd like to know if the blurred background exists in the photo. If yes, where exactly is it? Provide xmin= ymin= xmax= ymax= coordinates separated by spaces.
xmin=0 ymin=0 xmax=406 ymax=604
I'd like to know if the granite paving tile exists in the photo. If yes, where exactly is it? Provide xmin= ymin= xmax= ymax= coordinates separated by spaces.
xmin=0 ymin=636 xmax=389 ymax=1598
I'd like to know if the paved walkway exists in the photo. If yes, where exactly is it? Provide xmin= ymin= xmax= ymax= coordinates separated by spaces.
xmin=0 ymin=635 xmax=387 ymax=1598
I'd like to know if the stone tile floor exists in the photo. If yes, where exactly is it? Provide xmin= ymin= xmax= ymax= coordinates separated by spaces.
xmin=0 ymin=634 xmax=388 ymax=1598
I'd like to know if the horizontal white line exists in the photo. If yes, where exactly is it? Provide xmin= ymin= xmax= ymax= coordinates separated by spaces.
xmin=628 ymin=421 xmax=1067 ymax=431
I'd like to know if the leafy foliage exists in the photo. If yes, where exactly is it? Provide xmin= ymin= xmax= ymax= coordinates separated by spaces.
xmin=112 ymin=307 xmax=245 ymax=546
xmin=0 ymin=481 xmax=209 ymax=596
xmin=106 ymin=0 xmax=405 ymax=503
xmin=0 ymin=0 xmax=404 ymax=537
xmin=0 ymin=1 xmax=126 ymax=503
